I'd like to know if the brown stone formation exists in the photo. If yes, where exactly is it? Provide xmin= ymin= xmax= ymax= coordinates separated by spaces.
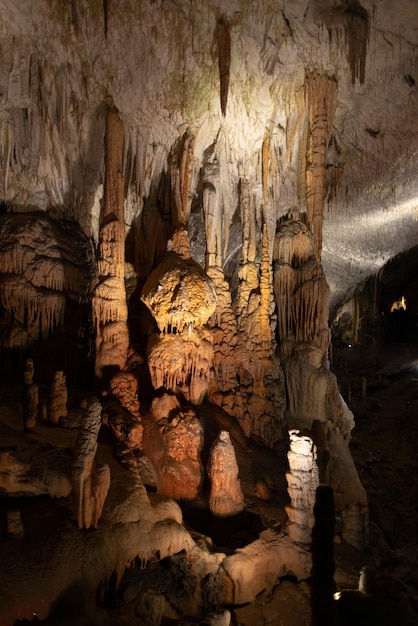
xmin=72 ymin=397 xmax=110 ymax=529
xmin=92 ymin=97 xmax=129 ymax=377
xmin=47 ymin=370 xmax=68 ymax=425
xmin=142 ymin=241 xmax=217 ymax=404
xmin=147 ymin=327 xmax=214 ymax=405
xmin=207 ymin=430 xmax=244 ymax=517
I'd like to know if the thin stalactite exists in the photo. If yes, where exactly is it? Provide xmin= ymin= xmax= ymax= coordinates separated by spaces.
xmin=216 ymin=15 xmax=231 ymax=117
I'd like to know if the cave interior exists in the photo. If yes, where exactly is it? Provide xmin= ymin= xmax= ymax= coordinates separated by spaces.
xmin=0 ymin=1 xmax=417 ymax=625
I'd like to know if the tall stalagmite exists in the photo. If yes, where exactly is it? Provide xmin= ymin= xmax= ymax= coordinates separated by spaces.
xmin=92 ymin=97 xmax=129 ymax=377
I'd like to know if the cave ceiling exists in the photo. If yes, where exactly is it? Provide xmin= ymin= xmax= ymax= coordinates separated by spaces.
xmin=0 ymin=0 xmax=417 ymax=311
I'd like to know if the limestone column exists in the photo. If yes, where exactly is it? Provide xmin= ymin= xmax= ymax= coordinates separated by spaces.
xmin=92 ymin=96 xmax=129 ymax=377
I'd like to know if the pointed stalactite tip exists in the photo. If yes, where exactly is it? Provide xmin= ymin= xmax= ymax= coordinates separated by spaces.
xmin=216 ymin=15 xmax=231 ymax=117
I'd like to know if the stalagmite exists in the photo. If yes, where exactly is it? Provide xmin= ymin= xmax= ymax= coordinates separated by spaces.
xmin=22 ymin=357 xmax=38 ymax=432
xmin=146 ymin=406 xmax=204 ymax=500
xmin=92 ymin=97 xmax=129 ymax=377
xmin=109 ymin=370 xmax=141 ymax=420
xmin=285 ymin=430 xmax=320 ymax=544
xmin=72 ymin=397 xmax=110 ymax=529
xmin=208 ymin=431 xmax=244 ymax=517
xmin=259 ymin=223 xmax=274 ymax=357
xmin=47 ymin=370 xmax=68 ymax=425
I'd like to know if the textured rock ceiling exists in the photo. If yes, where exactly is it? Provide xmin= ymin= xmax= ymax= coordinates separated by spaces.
xmin=0 ymin=0 xmax=417 ymax=310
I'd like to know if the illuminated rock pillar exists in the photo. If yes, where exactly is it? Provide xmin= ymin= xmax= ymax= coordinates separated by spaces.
xmin=285 ymin=429 xmax=319 ymax=544
xmin=92 ymin=97 xmax=129 ymax=377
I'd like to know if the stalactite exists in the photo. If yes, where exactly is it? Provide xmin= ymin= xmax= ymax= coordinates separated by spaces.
xmin=305 ymin=72 xmax=337 ymax=261
xmin=216 ymin=15 xmax=231 ymax=117
xmin=240 ymin=177 xmax=250 ymax=265
xmin=92 ymin=97 xmax=129 ymax=377
xmin=319 ymin=0 xmax=369 ymax=85
xmin=171 ymin=128 xmax=195 ymax=229
xmin=103 ymin=0 xmax=108 ymax=37
xmin=273 ymin=217 xmax=329 ymax=353
xmin=179 ymin=127 xmax=195 ymax=226
xmin=259 ymin=223 xmax=273 ymax=356
xmin=262 ymin=130 xmax=270 ymax=218
xmin=202 ymin=130 xmax=231 ymax=269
